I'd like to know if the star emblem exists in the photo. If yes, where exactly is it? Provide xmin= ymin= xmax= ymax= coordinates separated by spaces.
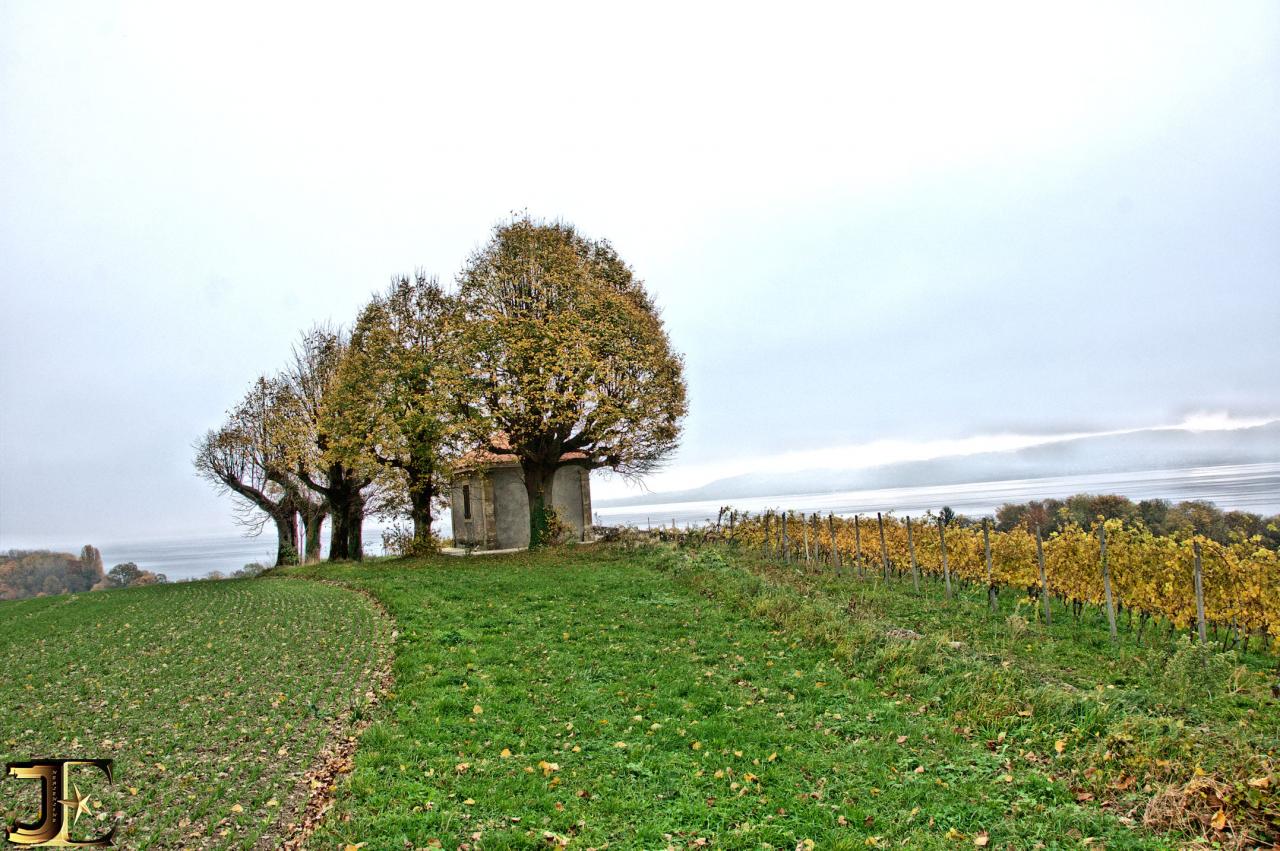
xmin=59 ymin=783 xmax=95 ymax=826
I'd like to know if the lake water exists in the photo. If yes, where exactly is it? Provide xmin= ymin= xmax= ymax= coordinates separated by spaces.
xmin=12 ymin=463 xmax=1277 ymax=581
xmin=7 ymin=528 xmax=390 ymax=583
xmin=594 ymin=462 xmax=1280 ymax=529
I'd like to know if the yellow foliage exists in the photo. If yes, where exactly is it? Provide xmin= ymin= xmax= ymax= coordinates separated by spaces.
xmin=736 ymin=512 xmax=1280 ymax=641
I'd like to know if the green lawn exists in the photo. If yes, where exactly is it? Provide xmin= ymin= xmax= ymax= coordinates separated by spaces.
xmin=0 ymin=577 xmax=391 ymax=849
xmin=4 ymin=545 xmax=1273 ymax=849
xmin=294 ymin=545 xmax=1277 ymax=849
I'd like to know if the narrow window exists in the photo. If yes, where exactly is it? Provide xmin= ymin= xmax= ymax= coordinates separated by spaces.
xmin=462 ymin=484 xmax=472 ymax=519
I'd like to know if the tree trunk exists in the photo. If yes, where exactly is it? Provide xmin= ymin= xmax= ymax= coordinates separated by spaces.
xmin=274 ymin=511 xmax=299 ymax=566
xmin=302 ymin=508 xmax=325 ymax=563
xmin=276 ymin=476 xmax=326 ymax=564
xmin=407 ymin=467 xmax=435 ymax=551
xmin=328 ymin=499 xmax=351 ymax=561
xmin=317 ymin=461 xmax=368 ymax=562
xmin=522 ymin=462 xmax=557 ymax=548
xmin=347 ymin=489 xmax=366 ymax=561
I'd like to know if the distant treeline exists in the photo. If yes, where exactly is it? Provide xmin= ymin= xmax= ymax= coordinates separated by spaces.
xmin=0 ymin=546 xmax=167 ymax=601
xmin=990 ymin=494 xmax=1279 ymax=547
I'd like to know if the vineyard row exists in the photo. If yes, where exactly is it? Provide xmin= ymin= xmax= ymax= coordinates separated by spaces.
xmin=720 ymin=510 xmax=1280 ymax=653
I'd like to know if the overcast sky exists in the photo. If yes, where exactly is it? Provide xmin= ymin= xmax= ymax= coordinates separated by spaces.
xmin=2 ymin=2 xmax=1278 ymax=545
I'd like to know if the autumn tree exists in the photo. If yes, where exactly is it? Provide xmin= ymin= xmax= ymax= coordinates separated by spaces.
xmin=101 ymin=562 xmax=165 ymax=588
xmin=995 ymin=498 xmax=1065 ymax=534
xmin=455 ymin=217 xmax=687 ymax=546
xmin=193 ymin=377 xmax=302 ymax=565
xmin=283 ymin=326 xmax=374 ymax=561
xmin=0 ymin=548 xmax=105 ymax=600
xmin=106 ymin=562 xmax=143 ymax=587
xmin=323 ymin=272 xmax=457 ymax=554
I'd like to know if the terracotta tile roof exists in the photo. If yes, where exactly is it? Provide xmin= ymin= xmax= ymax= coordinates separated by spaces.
xmin=453 ymin=434 xmax=587 ymax=471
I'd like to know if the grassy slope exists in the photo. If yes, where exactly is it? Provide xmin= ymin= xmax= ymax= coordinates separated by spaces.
xmin=0 ymin=577 xmax=390 ymax=849
xmin=676 ymin=547 xmax=1279 ymax=845
xmin=296 ymin=547 xmax=1242 ymax=850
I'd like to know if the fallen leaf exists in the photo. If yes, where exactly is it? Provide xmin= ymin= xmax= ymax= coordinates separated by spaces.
xmin=1210 ymin=809 xmax=1227 ymax=831
xmin=974 ymin=832 xmax=989 ymax=847
xmin=1055 ymin=740 xmax=1066 ymax=754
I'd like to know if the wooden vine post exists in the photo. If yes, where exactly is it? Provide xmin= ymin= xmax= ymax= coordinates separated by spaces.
xmin=1098 ymin=522 xmax=1118 ymax=644
xmin=1193 ymin=539 xmax=1207 ymax=644
xmin=907 ymin=516 xmax=919 ymax=592
xmin=781 ymin=511 xmax=789 ymax=564
xmin=877 ymin=512 xmax=890 ymax=581
xmin=854 ymin=515 xmax=863 ymax=578
xmin=802 ymin=513 xmax=811 ymax=564
xmin=938 ymin=515 xmax=952 ymax=601
xmin=983 ymin=519 xmax=997 ymax=613
xmin=1036 ymin=526 xmax=1052 ymax=625
xmin=763 ymin=512 xmax=772 ymax=558
xmin=829 ymin=513 xmax=841 ymax=575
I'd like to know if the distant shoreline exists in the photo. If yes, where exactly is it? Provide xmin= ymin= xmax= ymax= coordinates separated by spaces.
xmin=595 ymin=462 xmax=1280 ymax=528
xmin=5 ymin=462 xmax=1277 ymax=581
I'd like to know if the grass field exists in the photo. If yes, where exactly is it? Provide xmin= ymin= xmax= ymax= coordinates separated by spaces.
xmin=291 ymin=544 xmax=1277 ymax=849
xmin=0 ymin=577 xmax=391 ymax=849
xmin=3 ymin=545 xmax=1274 ymax=849
xmin=675 ymin=546 xmax=1279 ymax=846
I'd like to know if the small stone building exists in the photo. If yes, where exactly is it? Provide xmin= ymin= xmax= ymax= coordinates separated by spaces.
xmin=449 ymin=439 xmax=593 ymax=550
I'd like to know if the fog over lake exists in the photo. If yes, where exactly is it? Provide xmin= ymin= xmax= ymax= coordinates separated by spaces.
xmin=599 ymin=463 xmax=1280 ymax=530
xmin=14 ymin=462 xmax=1272 ymax=582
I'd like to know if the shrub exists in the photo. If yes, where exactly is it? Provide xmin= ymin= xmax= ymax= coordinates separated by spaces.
xmin=537 ymin=507 xmax=573 ymax=547
xmin=382 ymin=522 xmax=439 ymax=557
xmin=1162 ymin=636 xmax=1239 ymax=705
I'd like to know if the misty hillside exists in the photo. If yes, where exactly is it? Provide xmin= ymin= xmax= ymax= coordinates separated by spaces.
xmin=599 ymin=422 xmax=1280 ymax=506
